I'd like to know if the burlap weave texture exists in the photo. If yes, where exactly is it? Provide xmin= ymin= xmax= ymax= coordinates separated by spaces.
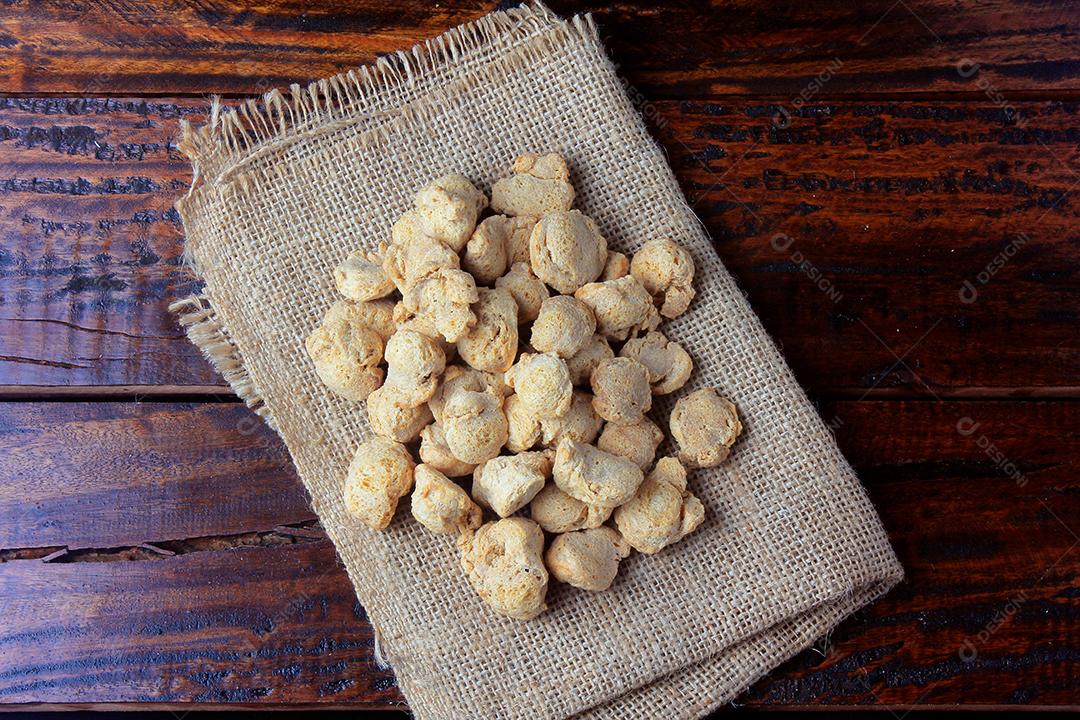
xmin=172 ymin=5 xmax=904 ymax=718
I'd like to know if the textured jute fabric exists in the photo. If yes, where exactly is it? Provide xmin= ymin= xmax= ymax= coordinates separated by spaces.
xmin=171 ymin=5 xmax=903 ymax=718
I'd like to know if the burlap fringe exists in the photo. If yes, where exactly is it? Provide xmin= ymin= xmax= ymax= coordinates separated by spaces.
xmin=169 ymin=293 xmax=277 ymax=430
xmin=169 ymin=5 xmax=601 ymax=433
xmin=176 ymin=2 xmax=597 ymax=193
xmin=372 ymin=628 xmax=391 ymax=671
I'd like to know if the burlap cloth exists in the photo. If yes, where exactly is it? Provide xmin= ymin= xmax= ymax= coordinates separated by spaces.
xmin=170 ymin=4 xmax=903 ymax=718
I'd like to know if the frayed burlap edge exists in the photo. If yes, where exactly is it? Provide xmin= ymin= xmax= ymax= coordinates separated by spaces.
xmin=175 ymin=2 xmax=580 ymax=219
xmin=170 ymin=1 xmax=593 ymax=424
xmin=168 ymin=293 xmax=276 ymax=429
xmin=168 ymin=4 xmax=904 ymax=718
xmin=170 ymin=1 xmax=583 ymax=423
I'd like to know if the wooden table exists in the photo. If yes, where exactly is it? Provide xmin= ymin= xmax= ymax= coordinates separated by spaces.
xmin=2 ymin=0 xmax=1078 ymax=713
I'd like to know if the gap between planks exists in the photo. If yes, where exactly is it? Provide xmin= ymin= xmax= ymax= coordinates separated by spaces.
xmin=2 ymin=386 xmax=1080 ymax=402
xmin=0 ymin=520 xmax=324 ymax=564
xmin=4 ymin=701 xmax=1077 ymax=713
xmin=4 ymin=90 xmax=1080 ymax=102
xmin=0 ymin=385 xmax=239 ymax=402
xmin=8 ymin=702 xmax=409 ymax=712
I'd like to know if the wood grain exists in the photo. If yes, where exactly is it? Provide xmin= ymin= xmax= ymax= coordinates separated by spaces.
xmin=1 ymin=399 xmax=1076 ymax=707
xmin=2 ymin=0 xmax=1078 ymax=711
xmin=749 ymin=453 xmax=1080 ymax=707
xmin=0 ymin=97 xmax=213 ymax=387
xmin=660 ymin=99 xmax=1080 ymax=395
xmin=5 ymin=399 xmax=1075 ymax=552
xmin=0 ymin=402 xmax=309 ymax=550
xmin=2 ymin=1 xmax=1079 ymax=98
xmin=0 ymin=539 xmax=404 ymax=707
xmin=2 ymin=96 xmax=1077 ymax=393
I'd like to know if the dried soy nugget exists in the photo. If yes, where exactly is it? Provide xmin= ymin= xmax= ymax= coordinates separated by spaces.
xmin=366 ymin=385 xmax=433 ymax=443
xmin=411 ymin=464 xmax=482 ymax=537
xmin=385 ymin=212 xmax=462 ymax=293
xmin=669 ymin=388 xmax=742 ymax=468
xmin=529 ymin=210 xmax=608 ymax=294
xmin=456 ymin=287 xmax=519 ymax=373
xmin=530 ymin=295 xmax=596 ymax=359
xmin=343 ymin=437 xmax=416 ymax=530
xmin=491 ymin=152 xmax=575 ymax=218
xmin=462 ymin=215 xmax=510 ymax=285
xmin=630 ymin=238 xmax=696 ymax=318
xmin=462 ymin=215 xmax=536 ymax=284
xmin=537 ymin=391 xmax=604 ymax=448
xmin=429 ymin=365 xmax=508 ymax=423
xmin=442 ymin=390 xmax=509 ymax=465
xmin=614 ymin=456 xmax=704 ymax=554
xmin=335 ymin=245 xmax=395 ymax=301
xmin=305 ymin=299 xmax=388 ymax=402
xmin=495 ymin=261 xmax=550 ymax=324
xmin=432 ymin=366 xmax=511 ymax=464
xmin=414 ymin=174 xmax=488 ymax=252
xmin=461 ymin=517 xmax=549 ymax=620
xmin=545 ymin=527 xmax=630 ymax=592
xmin=353 ymin=298 xmax=398 ymax=343
xmin=564 ymin=334 xmax=614 ymax=386
xmin=395 ymin=268 xmax=479 ymax=344
xmin=382 ymin=328 xmax=446 ymax=408
xmin=575 ymin=275 xmax=660 ymax=342
xmin=504 ymin=390 xmax=603 ymax=453
xmin=597 ymin=417 xmax=663 ymax=471
xmin=505 ymin=352 xmax=573 ymax=419
xmin=503 ymin=216 xmax=539 ymax=266
xmin=471 ymin=451 xmax=552 ymax=518
xmin=590 ymin=356 xmax=652 ymax=424
xmin=529 ymin=483 xmax=612 ymax=534
xmin=419 ymin=423 xmax=477 ymax=477
xmin=620 ymin=330 xmax=693 ymax=395
xmin=553 ymin=438 xmax=644 ymax=508
xmin=601 ymin=251 xmax=630 ymax=281
xmin=504 ymin=392 xmax=543 ymax=453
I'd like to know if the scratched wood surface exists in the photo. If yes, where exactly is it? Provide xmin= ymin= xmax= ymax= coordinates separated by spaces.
xmin=2 ymin=400 xmax=1077 ymax=707
xmin=1 ymin=0 xmax=1078 ymax=713
xmin=4 ymin=0 xmax=1080 ymax=98
xmin=2 ymin=96 xmax=1078 ymax=393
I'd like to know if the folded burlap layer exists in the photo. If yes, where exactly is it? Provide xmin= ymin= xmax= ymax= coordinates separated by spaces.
xmin=171 ymin=4 xmax=903 ymax=718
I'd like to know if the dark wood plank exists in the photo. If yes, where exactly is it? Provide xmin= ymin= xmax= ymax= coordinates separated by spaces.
xmin=0 ymin=539 xmax=404 ymax=707
xmin=2 ymin=1 xmax=1079 ymax=98
xmin=748 ymin=462 xmax=1080 ymax=707
xmin=660 ymin=99 xmax=1080 ymax=396
xmin=0 ymin=97 xmax=214 ymax=387
xmin=5 ymin=399 xmax=1075 ymax=553
xmin=598 ymin=0 xmax=1080 ymax=99
xmin=0 ymin=402 xmax=309 ymax=550
xmin=829 ymin=398 xmax=1080 ymax=468
xmin=2 ymin=96 xmax=1077 ymax=393
xmin=745 ymin=398 xmax=1080 ymax=706
xmin=1 ymin=399 xmax=1076 ymax=707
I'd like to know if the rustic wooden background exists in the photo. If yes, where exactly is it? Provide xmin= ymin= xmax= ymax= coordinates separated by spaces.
xmin=1 ymin=0 xmax=1078 ymax=712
